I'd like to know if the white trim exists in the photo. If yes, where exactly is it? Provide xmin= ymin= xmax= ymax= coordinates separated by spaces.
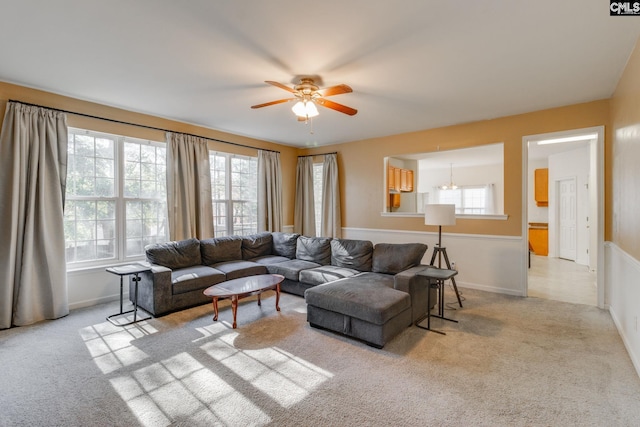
xmin=606 ymin=242 xmax=640 ymax=379
xmin=343 ymin=227 xmax=520 ymax=241
xmin=380 ymin=212 xmax=509 ymax=220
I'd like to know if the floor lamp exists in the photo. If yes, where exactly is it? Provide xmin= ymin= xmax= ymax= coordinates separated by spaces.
xmin=425 ymin=204 xmax=463 ymax=307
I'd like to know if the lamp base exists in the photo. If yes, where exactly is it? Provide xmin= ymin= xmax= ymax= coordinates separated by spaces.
xmin=429 ymin=246 xmax=463 ymax=308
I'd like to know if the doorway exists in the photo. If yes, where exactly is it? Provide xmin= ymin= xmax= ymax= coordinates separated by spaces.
xmin=522 ymin=126 xmax=604 ymax=308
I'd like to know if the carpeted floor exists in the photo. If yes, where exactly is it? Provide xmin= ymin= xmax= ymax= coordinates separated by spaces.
xmin=1 ymin=288 xmax=639 ymax=427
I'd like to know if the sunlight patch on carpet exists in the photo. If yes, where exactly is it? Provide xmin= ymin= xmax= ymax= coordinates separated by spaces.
xmin=79 ymin=321 xmax=158 ymax=374
xmin=192 ymin=321 xmax=229 ymax=342
xmin=201 ymin=332 xmax=333 ymax=408
xmin=110 ymin=351 xmax=271 ymax=427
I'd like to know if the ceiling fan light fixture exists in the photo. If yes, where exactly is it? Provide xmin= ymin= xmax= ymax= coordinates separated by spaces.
xmin=292 ymin=100 xmax=319 ymax=118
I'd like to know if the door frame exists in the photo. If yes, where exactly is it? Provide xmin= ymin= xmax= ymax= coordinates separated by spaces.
xmin=521 ymin=126 xmax=604 ymax=308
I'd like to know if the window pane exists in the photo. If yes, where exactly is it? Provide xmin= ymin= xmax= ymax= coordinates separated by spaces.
xmin=213 ymin=201 xmax=228 ymax=237
xmin=232 ymin=201 xmax=257 ymax=235
xmin=95 ymin=138 xmax=114 ymax=159
xmin=64 ymin=200 xmax=116 ymax=263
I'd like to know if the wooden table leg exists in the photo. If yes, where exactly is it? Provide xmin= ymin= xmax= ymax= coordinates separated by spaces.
xmin=275 ymin=283 xmax=281 ymax=312
xmin=257 ymin=292 xmax=262 ymax=306
xmin=231 ymin=295 xmax=238 ymax=329
xmin=212 ymin=297 xmax=219 ymax=321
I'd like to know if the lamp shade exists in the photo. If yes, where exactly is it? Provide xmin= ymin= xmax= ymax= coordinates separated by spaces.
xmin=425 ymin=204 xmax=456 ymax=226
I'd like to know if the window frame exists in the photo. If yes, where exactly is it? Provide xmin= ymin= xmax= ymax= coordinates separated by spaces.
xmin=209 ymin=151 xmax=258 ymax=237
xmin=65 ymin=128 xmax=168 ymax=269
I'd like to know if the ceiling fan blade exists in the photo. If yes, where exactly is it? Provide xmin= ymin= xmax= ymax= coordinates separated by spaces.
xmin=316 ymin=98 xmax=358 ymax=116
xmin=316 ymin=84 xmax=353 ymax=97
xmin=251 ymin=98 xmax=294 ymax=109
xmin=265 ymin=80 xmax=297 ymax=93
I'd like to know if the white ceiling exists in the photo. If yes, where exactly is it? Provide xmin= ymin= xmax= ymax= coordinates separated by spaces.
xmin=1 ymin=1 xmax=639 ymax=148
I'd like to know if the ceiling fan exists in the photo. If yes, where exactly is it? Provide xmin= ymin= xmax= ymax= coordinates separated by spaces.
xmin=251 ymin=77 xmax=357 ymax=120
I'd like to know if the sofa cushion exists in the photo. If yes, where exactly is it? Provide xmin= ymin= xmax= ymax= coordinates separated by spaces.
xmin=200 ymin=236 xmax=242 ymax=265
xmin=146 ymin=238 xmax=202 ymax=270
xmin=304 ymin=275 xmax=411 ymax=325
xmin=251 ymin=254 xmax=291 ymax=265
xmin=171 ymin=265 xmax=225 ymax=295
xmin=372 ymin=243 xmax=428 ymax=275
xmin=266 ymin=259 xmax=321 ymax=281
xmin=296 ymin=236 xmax=332 ymax=265
xmin=241 ymin=232 xmax=273 ymax=260
xmin=272 ymin=232 xmax=300 ymax=259
xmin=210 ymin=260 xmax=267 ymax=280
xmin=330 ymin=238 xmax=373 ymax=272
xmin=299 ymin=265 xmax=360 ymax=286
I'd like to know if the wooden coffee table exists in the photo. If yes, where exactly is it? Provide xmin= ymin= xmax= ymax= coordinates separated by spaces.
xmin=203 ymin=274 xmax=284 ymax=328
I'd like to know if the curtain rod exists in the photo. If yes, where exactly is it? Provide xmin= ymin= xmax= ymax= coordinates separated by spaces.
xmin=8 ymin=99 xmax=280 ymax=153
xmin=298 ymin=151 xmax=337 ymax=158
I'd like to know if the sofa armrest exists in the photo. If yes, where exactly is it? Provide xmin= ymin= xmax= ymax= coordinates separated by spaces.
xmin=394 ymin=265 xmax=436 ymax=323
xmin=129 ymin=261 xmax=173 ymax=316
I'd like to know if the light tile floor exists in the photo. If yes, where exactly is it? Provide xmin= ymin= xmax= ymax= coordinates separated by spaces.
xmin=528 ymin=254 xmax=597 ymax=306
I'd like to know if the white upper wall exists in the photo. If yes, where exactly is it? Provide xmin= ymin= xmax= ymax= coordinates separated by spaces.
xmin=548 ymin=145 xmax=591 ymax=265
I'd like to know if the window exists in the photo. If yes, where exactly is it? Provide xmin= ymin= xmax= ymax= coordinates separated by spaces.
xmin=438 ymin=186 xmax=488 ymax=214
xmin=210 ymin=152 xmax=258 ymax=237
xmin=64 ymin=128 xmax=168 ymax=266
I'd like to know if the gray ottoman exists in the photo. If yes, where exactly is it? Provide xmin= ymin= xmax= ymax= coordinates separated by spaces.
xmin=304 ymin=274 xmax=412 ymax=348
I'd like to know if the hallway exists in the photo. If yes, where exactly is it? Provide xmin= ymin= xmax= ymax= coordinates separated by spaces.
xmin=528 ymin=254 xmax=597 ymax=306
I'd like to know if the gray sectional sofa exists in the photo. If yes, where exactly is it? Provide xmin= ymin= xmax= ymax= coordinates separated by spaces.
xmin=133 ymin=232 xmax=433 ymax=347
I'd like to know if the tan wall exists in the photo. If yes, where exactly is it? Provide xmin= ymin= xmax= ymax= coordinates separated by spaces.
xmin=611 ymin=37 xmax=640 ymax=260
xmin=0 ymin=81 xmax=298 ymax=227
xmin=1 ymin=81 xmax=613 ymax=239
xmin=301 ymin=100 xmax=610 ymax=237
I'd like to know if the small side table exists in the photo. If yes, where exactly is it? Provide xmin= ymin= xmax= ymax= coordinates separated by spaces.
xmin=415 ymin=266 xmax=459 ymax=335
xmin=105 ymin=264 xmax=152 ymax=326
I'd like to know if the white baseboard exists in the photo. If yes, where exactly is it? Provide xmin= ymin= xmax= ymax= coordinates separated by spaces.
xmin=69 ymin=293 xmax=123 ymax=311
xmin=606 ymin=242 xmax=640 ymax=379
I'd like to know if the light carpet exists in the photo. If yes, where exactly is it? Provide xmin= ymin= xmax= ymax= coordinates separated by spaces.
xmin=1 ymin=288 xmax=639 ymax=426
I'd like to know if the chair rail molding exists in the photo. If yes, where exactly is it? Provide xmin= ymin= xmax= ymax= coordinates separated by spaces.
xmin=342 ymin=227 xmax=523 ymax=296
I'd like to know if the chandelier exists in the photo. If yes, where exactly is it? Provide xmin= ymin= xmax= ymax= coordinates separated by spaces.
xmin=439 ymin=163 xmax=458 ymax=190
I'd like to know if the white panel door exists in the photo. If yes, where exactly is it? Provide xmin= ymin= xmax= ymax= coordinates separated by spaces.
xmin=558 ymin=177 xmax=577 ymax=261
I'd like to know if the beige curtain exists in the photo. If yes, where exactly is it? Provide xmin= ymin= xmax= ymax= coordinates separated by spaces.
xmin=0 ymin=102 xmax=69 ymax=329
xmin=321 ymin=153 xmax=342 ymax=238
xmin=294 ymin=156 xmax=316 ymax=236
xmin=257 ymin=150 xmax=283 ymax=232
xmin=166 ymin=132 xmax=214 ymax=240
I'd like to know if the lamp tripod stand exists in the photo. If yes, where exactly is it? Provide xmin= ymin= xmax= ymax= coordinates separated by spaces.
xmin=429 ymin=225 xmax=463 ymax=308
